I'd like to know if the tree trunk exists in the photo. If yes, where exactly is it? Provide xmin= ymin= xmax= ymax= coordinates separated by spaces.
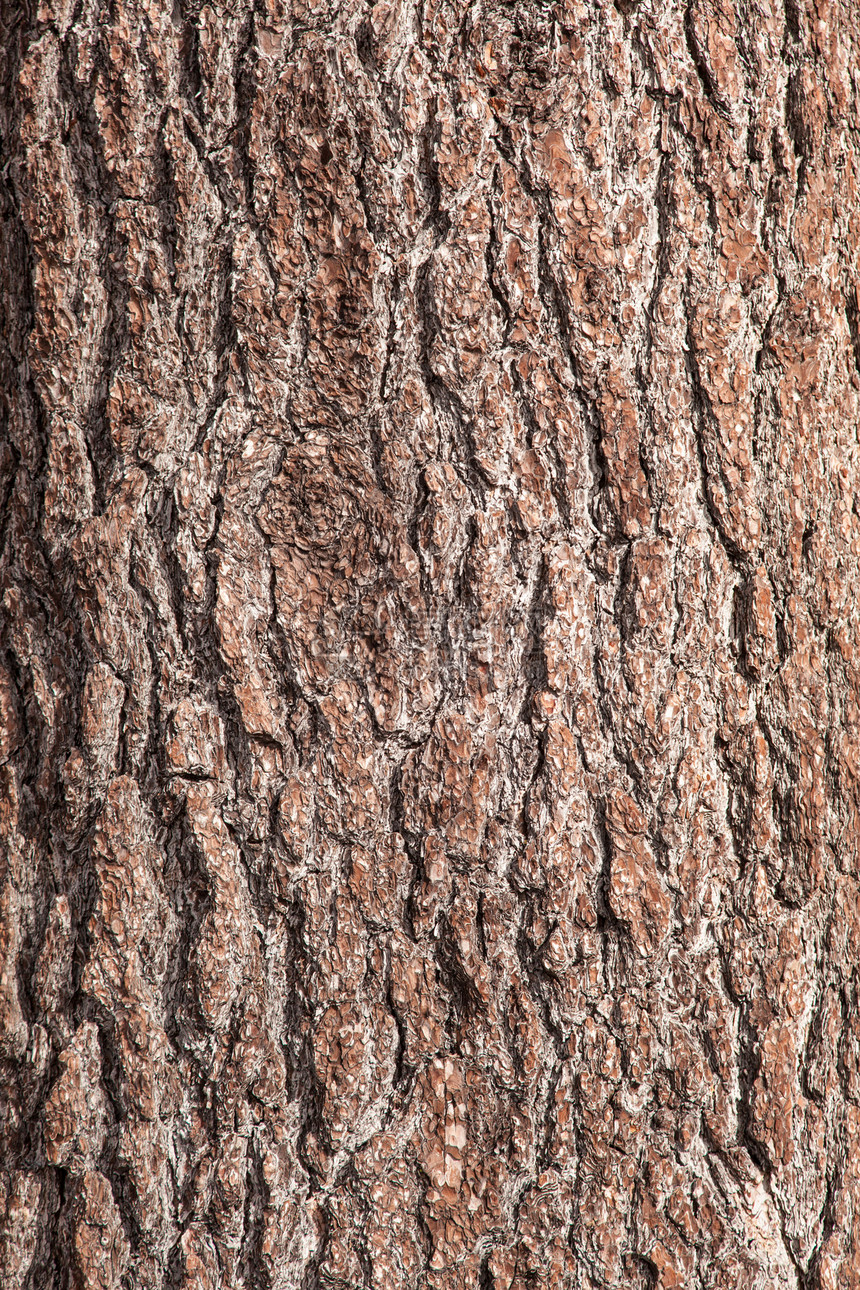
xmin=2 ymin=0 xmax=860 ymax=1286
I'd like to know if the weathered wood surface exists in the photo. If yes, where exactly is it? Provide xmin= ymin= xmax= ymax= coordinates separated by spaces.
xmin=2 ymin=0 xmax=860 ymax=1286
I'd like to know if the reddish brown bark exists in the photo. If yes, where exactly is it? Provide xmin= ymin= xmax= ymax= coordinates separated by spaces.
xmin=2 ymin=0 xmax=860 ymax=1287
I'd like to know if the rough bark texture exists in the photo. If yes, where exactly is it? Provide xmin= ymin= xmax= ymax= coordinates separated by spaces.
xmin=2 ymin=0 xmax=860 ymax=1286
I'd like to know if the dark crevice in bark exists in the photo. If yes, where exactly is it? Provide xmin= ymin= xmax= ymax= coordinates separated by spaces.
xmin=176 ymin=2 xmax=205 ymax=120
xmin=484 ymin=192 xmax=514 ymax=347
xmin=419 ymin=99 xmax=452 ymax=246
xmin=683 ymin=0 xmax=732 ymax=121
xmin=845 ymin=283 xmax=860 ymax=380
xmin=534 ymin=215 xmax=619 ymax=547
xmin=683 ymin=295 xmax=748 ymax=573
xmin=784 ymin=69 xmax=810 ymax=210
xmin=414 ymin=256 xmax=488 ymax=507
xmin=238 ymin=1136 xmax=270 ymax=1290
xmin=162 ymin=809 xmax=214 ymax=1047
xmin=634 ymin=147 xmax=673 ymax=535
xmin=509 ymin=359 xmax=574 ymax=533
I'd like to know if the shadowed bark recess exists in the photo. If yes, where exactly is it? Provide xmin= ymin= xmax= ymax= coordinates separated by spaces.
xmin=2 ymin=0 xmax=860 ymax=1287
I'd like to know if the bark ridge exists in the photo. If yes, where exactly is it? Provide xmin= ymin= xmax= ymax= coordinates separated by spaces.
xmin=2 ymin=0 xmax=860 ymax=1287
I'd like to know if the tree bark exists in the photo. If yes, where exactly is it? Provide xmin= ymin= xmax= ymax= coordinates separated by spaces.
xmin=2 ymin=0 xmax=860 ymax=1286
